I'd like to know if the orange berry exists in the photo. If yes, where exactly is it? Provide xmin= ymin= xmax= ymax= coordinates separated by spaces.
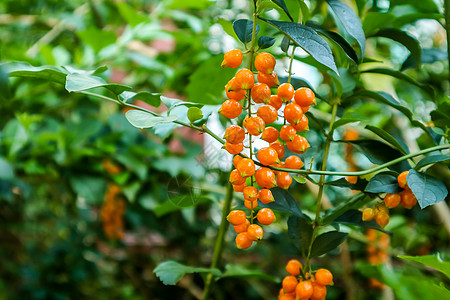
xmin=244 ymin=199 xmax=258 ymax=209
xmin=251 ymin=83 xmax=271 ymax=104
xmin=226 ymin=210 xmax=247 ymax=226
xmin=279 ymin=292 xmax=296 ymax=300
xmin=398 ymin=170 xmax=409 ymax=188
xmin=219 ymin=99 xmax=242 ymax=119
xmin=244 ymin=116 xmax=265 ymax=136
xmin=315 ymin=269 xmax=333 ymax=286
xmin=277 ymin=172 xmax=292 ymax=190
xmin=233 ymin=155 xmax=244 ymax=168
xmin=236 ymin=158 xmax=255 ymax=178
xmin=282 ymin=276 xmax=298 ymax=293
xmin=247 ymin=224 xmax=264 ymax=240
xmin=255 ymin=52 xmax=276 ymax=74
xmin=235 ymin=232 xmax=253 ymax=249
xmin=343 ymin=128 xmax=359 ymax=141
xmin=268 ymin=94 xmax=283 ymax=110
xmin=233 ymin=182 xmax=247 ymax=192
xmin=229 ymin=169 xmax=246 ymax=185
xmin=270 ymin=141 xmax=285 ymax=160
xmin=296 ymin=281 xmax=313 ymax=299
xmin=225 ymin=77 xmax=241 ymax=92
xmin=292 ymin=114 xmax=309 ymax=131
xmin=235 ymin=68 xmax=255 ymax=90
xmin=257 ymin=104 xmax=278 ymax=124
xmin=362 ymin=208 xmax=376 ymax=221
xmin=257 ymin=147 xmax=280 ymax=166
xmin=261 ymin=127 xmax=279 ymax=143
xmin=294 ymin=87 xmax=316 ymax=106
xmin=284 ymin=102 xmax=303 ymax=125
xmin=255 ymin=167 xmax=277 ymax=189
xmin=257 ymin=208 xmax=276 ymax=225
xmin=257 ymin=71 xmax=279 ymax=87
xmin=286 ymin=259 xmax=303 ymax=276
xmin=222 ymin=142 xmax=243 ymax=155
xmin=243 ymin=186 xmax=258 ymax=201
xmin=277 ymin=83 xmax=295 ymax=102
xmin=280 ymin=125 xmax=297 ymax=142
xmin=224 ymin=125 xmax=245 ymax=144
xmin=375 ymin=210 xmax=390 ymax=228
xmin=286 ymin=135 xmax=310 ymax=154
xmin=221 ymin=49 xmax=243 ymax=68
xmin=226 ymin=88 xmax=246 ymax=101
xmin=258 ymin=189 xmax=275 ymax=204
xmin=311 ymin=282 xmax=327 ymax=300
xmin=285 ymin=155 xmax=304 ymax=169
xmin=234 ymin=219 xmax=250 ymax=233
xmin=400 ymin=187 xmax=417 ymax=209
xmin=384 ymin=193 xmax=401 ymax=209
xmin=301 ymin=105 xmax=311 ymax=113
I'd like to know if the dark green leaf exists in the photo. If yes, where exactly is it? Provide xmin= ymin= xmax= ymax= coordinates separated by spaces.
xmin=187 ymin=107 xmax=203 ymax=123
xmin=257 ymin=187 xmax=303 ymax=217
xmin=219 ymin=264 xmax=279 ymax=282
xmin=415 ymin=155 xmax=450 ymax=170
xmin=363 ymin=12 xmax=396 ymax=36
xmin=125 ymin=110 xmax=178 ymax=129
xmin=258 ymin=36 xmax=276 ymax=49
xmin=365 ymin=171 xmax=403 ymax=194
xmin=398 ymin=254 xmax=450 ymax=279
xmin=4 ymin=61 xmax=67 ymax=84
xmin=314 ymin=28 xmax=359 ymax=64
xmin=365 ymin=125 xmax=409 ymax=155
xmin=401 ymin=48 xmax=448 ymax=71
xmin=260 ymin=18 xmax=338 ymax=74
xmin=322 ymin=193 xmax=372 ymax=224
xmin=153 ymin=261 xmax=221 ymax=285
xmin=407 ymin=170 xmax=448 ymax=209
xmin=325 ymin=177 xmax=368 ymax=191
xmin=333 ymin=210 xmax=390 ymax=234
xmin=288 ymin=215 xmax=313 ymax=256
xmin=0 ymin=65 xmax=11 ymax=100
xmin=153 ymin=195 xmax=211 ymax=217
xmin=331 ymin=116 xmax=363 ymax=131
xmin=310 ymin=231 xmax=348 ymax=257
xmin=281 ymin=36 xmax=290 ymax=53
xmin=271 ymin=0 xmax=294 ymax=21
xmin=119 ymin=91 xmax=161 ymax=107
xmin=233 ymin=19 xmax=259 ymax=44
xmin=372 ymin=28 xmax=421 ymax=65
xmin=65 ymin=73 xmax=132 ymax=95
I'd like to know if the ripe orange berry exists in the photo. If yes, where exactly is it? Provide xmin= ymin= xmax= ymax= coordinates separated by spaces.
xmin=294 ymin=87 xmax=316 ymax=106
xmin=280 ymin=125 xmax=297 ymax=142
xmin=362 ymin=208 xmax=376 ymax=221
xmin=224 ymin=125 xmax=245 ymax=144
xmin=226 ymin=88 xmax=246 ymax=101
xmin=375 ymin=210 xmax=390 ymax=228
xmin=233 ymin=155 xmax=244 ymax=168
xmin=221 ymin=49 xmax=243 ymax=68
xmin=384 ymin=193 xmax=401 ymax=209
xmin=233 ymin=182 xmax=247 ymax=192
xmin=257 ymin=71 xmax=279 ymax=87
xmin=257 ymin=147 xmax=280 ymax=166
xmin=282 ymin=276 xmax=298 ymax=293
xmin=286 ymin=135 xmax=310 ymax=154
xmin=255 ymin=52 xmax=276 ymax=74
xmin=285 ymin=155 xmax=304 ymax=169
xmin=279 ymin=294 xmax=295 ymax=300
xmin=296 ymin=281 xmax=313 ymax=299
xmin=277 ymin=172 xmax=292 ymax=190
xmin=243 ymin=186 xmax=258 ymax=201
xmin=244 ymin=116 xmax=265 ymax=136
xmin=311 ymin=282 xmax=327 ymax=300
xmin=234 ymin=219 xmax=250 ymax=233
xmin=247 ymin=224 xmax=264 ymax=241
xmin=251 ymin=83 xmax=271 ymax=104
xmin=315 ymin=269 xmax=333 ymax=286
xmin=270 ymin=141 xmax=285 ymax=160
xmin=222 ymin=142 xmax=243 ymax=155
xmin=398 ymin=170 xmax=409 ymax=188
xmin=286 ymin=259 xmax=303 ymax=276
xmin=277 ymin=83 xmax=295 ymax=102
xmin=255 ymin=167 xmax=277 ymax=189
xmin=268 ymin=94 xmax=283 ymax=110
xmin=244 ymin=199 xmax=258 ymax=209
xmin=257 ymin=104 xmax=278 ymax=124
xmin=257 ymin=208 xmax=276 ymax=225
xmin=235 ymin=68 xmax=255 ymax=90
xmin=219 ymin=99 xmax=242 ymax=119
xmin=292 ymin=114 xmax=309 ymax=132
xmin=235 ymin=232 xmax=253 ymax=249
xmin=284 ymin=102 xmax=303 ymax=125
xmin=301 ymin=105 xmax=311 ymax=113
xmin=258 ymin=189 xmax=274 ymax=204
xmin=400 ymin=187 xmax=417 ymax=209
xmin=229 ymin=169 xmax=246 ymax=185
xmin=225 ymin=77 xmax=241 ymax=92
xmin=261 ymin=127 xmax=279 ymax=143
xmin=226 ymin=210 xmax=247 ymax=226
xmin=237 ymin=158 xmax=255 ymax=178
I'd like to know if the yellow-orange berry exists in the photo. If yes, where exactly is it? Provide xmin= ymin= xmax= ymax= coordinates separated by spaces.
xmin=247 ymin=224 xmax=264 ymax=241
xmin=261 ymin=127 xmax=279 ymax=143
xmin=268 ymin=94 xmax=283 ymax=110
xmin=233 ymin=182 xmax=247 ymax=192
xmin=285 ymin=155 xmax=304 ymax=169
xmin=292 ymin=114 xmax=309 ymax=132
xmin=227 ymin=210 xmax=247 ymax=226
xmin=257 ymin=208 xmax=276 ymax=225
xmin=301 ymin=105 xmax=310 ymax=113
xmin=277 ymin=172 xmax=292 ymax=190
xmin=251 ymin=83 xmax=271 ymax=104
xmin=375 ymin=210 xmax=390 ymax=228
xmin=280 ymin=125 xmax=297 ymax=142
xmin=282 ymin=276 xmax=298 ymax=293
xmin=362 ymin=208 xmax=376 ymax=221
xmin=270 ymin=141 xmax=285 ymax=160
xmin=315 ymin=269 xmax=333 ymax=286
xmin=257 ymin=104 xmax=278 ymax=124
xmin=255 ymin=52 xmax=276 ymax=74
xmin=294 ymin=87 xmax=316 ymax=106
xmin=244 ymin=116 xmax=265 ymax=136
xmin=311 ymin=282 xmax=327 ymax=300
xmin=235 ymin=232 xmax=253 ymax=249
xmin=233 ymin=219 xmax=250 ymax=233
xmin=243 ymin=186 xmax=258 ymax=201
xmin=257 ymin=71 xmax=279 ymax=87
xmin=286 ymin=135 xmax=310 ymax=154
xmin=226 ymin=88 xmax=246 ymax=101
xmin=237 ymin=158 xmax=255 ymax=178
xmin=219 ymin=99 xmax=242 ymax=119
xmin=277 ymin=83 xmax=295 ymax=102
xmin=257 ymin=147 xmax=280 ymax=166
xmin=255 ymin=167 xmax=277 ymax=189
xmin=229 ymin=169 xmax=246 ymax=185
xmin=384 ymin=193 xmax=401 ymax=209
xmin=397 ymin=170 xmax=409 ymax=189
xmin=224 ymin=125 xmax=245 ymax=144
xmin=258 ymin=189 xmax=275 ymax=204
xmin=400 ymin=187 xmax=417 ymax=209
xmin=233 ymin=155 xmax=244 ymax=168
xmin=296 ymin=281 xmax=313 ymax=299
xmin=235 ymin=68 xmax=255 ymax=90
xmin=222 ymin=142 xmax=243 ymax=155
xmin=284 ymin=102 xmax=303 ymax=125
xmin=222 ymin=49 xmax=243 ymax=68
xmin=244 ymin=199 xmax=258 ymax=210
xmin=286 ymin=259 xmax=302 ymax=276
xmin=225 ymin=77 xmax=241 ymax=92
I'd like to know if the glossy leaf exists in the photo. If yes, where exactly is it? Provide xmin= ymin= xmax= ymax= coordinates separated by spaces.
xmin=310 ymin=231 xmax=348 ymax=257
xmin=415 ymin=155 xmax=450 ymax=170
xmin=322 ymin=193 xmax=372 ymax=224
xmin=161 ymin=96 xmax=204 ymax=110
xmin=363 ymin=12 xmax=395 ymax=36
xmin=407 ymin=170 xmax=448 ymax=209
xmin=333 ymin=210 xmax=390 ymax=234
xmin=258 ymin=187 xmax=304 ymax=217
xmin=125 ymin=110 xmax=178 ymax=129
xmin=233 ymin=19 xmax=259 ymax=44
xmin=154 ymin=261 xmax=221 ymax=285
xmin=365 ymin=171 xmax=403 ymax=194
xmin=288 ymin=215 xmax=313 ymax=256
xmin=372 ymin=28 xmax=421 ymax=66
xmin=119 ymin=91 xmax=161 ymax=107
xmin=315 ymin=28 xmax=359 ymax=64
xmin=271 ymin=0 xmax=294 ymax=21
xmin=331 ymin=116 xmax=363 ymax=131
xmin=365 ymin=125 xmax=409 ymax=155
xmin=293 ymin=176 xmax=307 ymax=184
xmin=4 ymin=61 xmax=67 ymax=84
xmin=258 ymin=36 xmax=276 ymax=49
xmin=65 ymin=73 xmax=132 ymax=95
xmin=187 ymin=107 xmax=203 ymax=123
xmin=398 ymin=254 xmax=450 ymax=279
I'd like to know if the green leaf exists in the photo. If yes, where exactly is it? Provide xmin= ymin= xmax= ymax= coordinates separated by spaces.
xmin=76 ymin=27 xmax=117 ymax=53
xmin=217 ymin=18 xmax=239 ymax=41
xmin=415 ymin=155 xmax=450 ymax=170
xmin=325 ymin=177 xmax=368 ymax=191
xmin=257 ymin=187 xmax=304 ymax=217
xmin=314 ymin=28 xmax=359 ymax=64
xmin=401 ymin=48 xmax=448 ymax=71
xmin=365 ymin=125 xmax=409 ymax=155
xmin=331 ymin=117 xmax=362 ymax=131
xmin=153 ymin=261 xmax=221 ymax=285
xmin=298 ymin=0 xmax=311 ymax=22
xmin=4 ymin=61 xmax=67 ymax=84
xmin=233 ymin=19 xmax=259 ymax=44
xmin=69 ymin=176 xmax=107 ymax=205
xmin=119 ymin=91 xmax=161 ymax=107
xmin=326 ymin=0 xmax=366 ymax=59
xmin=0 ymin=158 xmax=14 ymax=180
xmin=293 ymin=176 xmax=307 ymax=184
xmin=322 ymin=193 xmax=372 ymax=224
xmin=407 ymin=170 xmax=448 ymax=209
xmin=365 ymin=171 xmax=403 ymax=194
xmin=125 ymin=110 xmax=178 ymax=129
xmin=398 ymin=254 xmax=450 ymax=279
xmin=0 ymin=65 xmax=11 ymax=101
xmin=219 ymin=264 xmax=279 ymax=282
xmin=333 ymin=210 xmax=390 ymax=234
xmin=116 ymin=2 xmax=149 ymax=26
xmin=153 ymin=195 xmax=211 ymax=217
xmin=187 ymin=107 xmax=203 ymax=123
xmin=310 ymin=231 xmax=348 ymax=257
xmin=271 ymin=0 xmax=294 ymax=21
xmin=260 ymin=18 xmax=338 ymax=74
xmin=258 ymin=36 xmax=276 ymax=49
xmin=65 ymin=73 xmax=132 ymax=95
xmin=363 ymin=12 xmax=396 ymax=36
xmin=161 ymin=96 xmax=204 ymax=110
xmin=288 ymin=215 xmax=313 ymax=256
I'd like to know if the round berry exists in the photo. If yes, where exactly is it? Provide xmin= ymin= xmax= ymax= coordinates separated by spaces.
xmin=292 ymin=114 xmax=309 ymax=132
xmin=268 ymin=94 xmax=283 ymax=110
xmin=284 ymin=102 xmax=303 ymax=125
xmin=294 ymin=87 xmax=316 ymax=106
xmin=247 ymin=224 xmax=264 ymax=241
xmin=244 ymin=199 xmax=258 ymax=210
xmin=362 ymin=208 xmax=376 ymax=221
xmin=221 ymin=49 xmax=243 ymax=68
xmin=270 ymin=141 xmax=285 ymax=160
xmin=375 ymin=210 xmax=390 ymax=228
xmin=255 ymin=52 xmax=276 ymax=74
xmin=258 ymin=189 xmax=274 ymax=204
xmin=251 ymin=83 xmax=271 ymax=104
xmin=315 ymin=268 xmax=333 ymax=286
xmin=261 ymin=127 xmax=279 ymax=143
xmin=257 ymin=71 xmax=279 ymax=87
xmin=277 ymin=172 xmax=292 ymax=190
xmin=286 ymin=259 xmax=302 ymax=276
xmin=400 ymin=187 xmax=417 ymax=209
xmin=243 ymin=186 xmax=258 ymax=201
xmin=257 ymin=208 xmax=276 ymax=225
xmin=285 ymin=155 xmax=304 ymax=169
xmin=280 ymin=125 xmax=297 ymax=142
xmin=257 ymin=147 xmax=280 ymax=166
xmin=296 ymin=281 xmax=313 ymax=299
xmin=257 ymin=104 xmax=278 ymax=124
xmin=277 ymin=83 xmax=295 ymax=102
xmin=237 ymin=158 xmax=255 ymax=178
xmin=226 ymin=210 xmax=247 ymax=226
xmin=229 ymin=169 xmax=246 ymax=185
xmin=235 ymin=232 xmax=253 ymax=249
xmin=222 ymin=142 xmax=243 ymax=155
xmin=235 ymin=68 xmax=255 ymax=90
xmin=219 ymin=99 xmax=242 ymax=119
xmin=384 ymin=193 xmax=401 ymax=209
xmin=286 ymin=135 xmax=310 ymax=154
xmin=233 ymin=219 xmax=250 ymax=233
xmin=223 ymin=125 xmax=245 ymax=144
xmin=244 ymin=116 xmax=265 ymax=136
xmin=398 ymin=170 xmax=409 ymax=189
xmin=255 ymin=167 xmax=277 ymax=189
xmin=311 ymin=282 xmax=327 ymax=300
xmin=233 ymin=182 xmax=247 ymax=192
xmin=282 ymin=276 xmax=298 ymax=293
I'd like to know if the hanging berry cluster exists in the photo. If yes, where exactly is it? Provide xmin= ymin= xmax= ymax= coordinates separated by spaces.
xmin=100 ymin=184 xmax=125 ymax=240
xmin=362 ymin=170 xmax=418 ymax=228
xmin=278 ymin=259 xmax=333 ymax=300
xmin=220 ymin=49 xmax=316 ymax=249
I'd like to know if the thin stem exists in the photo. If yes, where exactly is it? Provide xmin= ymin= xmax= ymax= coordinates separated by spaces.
xmin=201 ymin=183 xmax=234 ymax=300
xmin=287 ymin=46 xmax=296 ymax=83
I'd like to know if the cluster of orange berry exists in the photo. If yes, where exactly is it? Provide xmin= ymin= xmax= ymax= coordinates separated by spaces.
xmin=220 ymin=49 xmax=316 ymax=248
xmin=279 ymin=260 xmax=333 ymax=300
xmin=366 ymin=229 xmax=389 ymax=289
xmin=363 ymin=170 xmax=418 ymax=227
xmin=100 ymin=184 xmax=125 ymax=240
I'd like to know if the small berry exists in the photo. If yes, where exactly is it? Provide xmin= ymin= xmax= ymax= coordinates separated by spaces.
xmin=243 ymin=186 xmax=258 ymax=201
xmin=268 ymin=95 xmax=283 ymax=110
xmin=233 ymin=219 xmax=250 ymax=233
xmin=219 ymin=99 xmax=242 ymax=119
xmin=244 ymin=199 xmax=258 ymax=210
xmin=222 ymin=142 xmax=243 ymax=155
xmin=384 ymin=193 xmax=401 ymax=209
xmin=235 ymin=68 xmax=255 ymax=90
xmin=235 ymin=232 xmax=253 ymax=249
xmin=237 ymin=158 xmax=256 ymax=178
xmin=225 ymin=77 xmax=241 ymax=92
xmin=244 ymin=116 xmax=265 ymax=136
xmin=285 ymin=155 xmax=304 ymax=169
xmin=226 ymin=88 xmax=246 ymax=101
xmin=294 ymin=87 xmax=316 ymax=106
xmin=229 ymin=169 xmax=246 ymax=185
xmin=277 ymin=83 xmax=295 ymax=102
xmin=270 ymin=141 xmax=285 ymax=160
xmin=257 ymin=208 xmax=276 ymax=225
xmin=227 ymin=210 xmax=247 ymax=226
xmin=315 ymin=269 xmax=333 ymax=286
xmin=282 ymin=276 xmax=298 ymax=293
xmin=277 ymin=172 xmax=292 ymax=189
xmin=301 ymin=105 xmax=310 ymax=113
xmin=286 ymin=135 xmax=310 ymax=154
xmin=255 ymin=167 xmax=277 ymax=189
xmin=224 ymin=125 xmax=245 ymax=144
xmin=311 ymin=282 xmax=327 ymax=300
xmin=257 ymin=71 xmax=279 ymax=87
xmin=247 ymin=224 xmax=264 ymax=241
xmin=255 ymin=52 xmax=276 ymax=74
xmin=251 ymin=83 xmax=271 ymax=104
xmin=375 ymin=210 xmax=390 ymax=228
xmin=221 ymin=49 xmax=243 ymax=68
xmin=398 ymin=170 xmax=409 ymax=189
xmin=292 ymin=114 xmax=309 ymax=132
xmin=261 ymin=127 xmax=279 ymax=143
xmin=280 ymin=125 xmax=297 ymax=142
xmin=284 ymin=102 xmax=303 ymax=125
xmin=362 ymin=208 xmax=376 ymax=221
xmin=286 ymin=259 xmax=302 ymax=276
xmin=258 ymin=189 xmax=275 ymax=204
xmin=233 ymin=155 xmax=244 ymax=168
xmin=257 ymin=104 xmax=278 ymax=124
xmin=400 ymin=187 xmax=417 ymax=209
xmin=233 ymin=182 xmax=247 ymax=192
xmin=257 ymin=147 xmax=280 ymax=166
xmin=296 ymin=281 xmax=313 ymax=299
